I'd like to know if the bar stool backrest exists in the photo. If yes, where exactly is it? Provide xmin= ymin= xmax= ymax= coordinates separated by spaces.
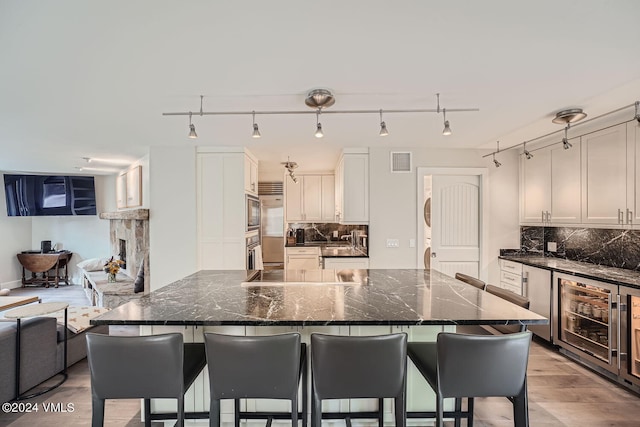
xmin=311 ymin=333 xmax=407 ymax=399
xmin=437 ymin=331 xmax=532 ymax=398
xmin=485 ymin=284 xmax=530 ymax=309
xmin=454 ymin=273 xmax=486 ymax=291
xmin=86 ymin=333 xmax=184 ymax=399
xmin=204 ymin=332 xmax=301 ymax=400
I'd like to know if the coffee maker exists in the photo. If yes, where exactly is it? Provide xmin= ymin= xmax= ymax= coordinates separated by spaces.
xmin=295 ymin=229 xmax=305 ymax=245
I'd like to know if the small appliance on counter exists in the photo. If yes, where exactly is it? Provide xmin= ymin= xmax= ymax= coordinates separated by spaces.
xmin=295 ymin=229 xmax=305 ymax=245
xmin=286 ymin=229 xmax=296 ymax=246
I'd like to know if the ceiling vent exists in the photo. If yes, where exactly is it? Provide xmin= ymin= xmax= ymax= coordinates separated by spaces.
xmin=258 ymin=181 xmax=283 ymax=195
xmin=390 ymin=152 xmax=412 ymax=173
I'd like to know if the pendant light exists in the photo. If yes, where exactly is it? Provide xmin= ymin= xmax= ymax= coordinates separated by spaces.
xmin=379 ymin=109 xmax=389 ymax=136
xmin=442 ymin=108 xmax=452 ymax=136
xmin=188 ymin=112 xmax=197 ymax=139
xmin=252 ymin=111 xmax=261 ymax=138
xmin=314 ymin=111 xmax=324 ymax=138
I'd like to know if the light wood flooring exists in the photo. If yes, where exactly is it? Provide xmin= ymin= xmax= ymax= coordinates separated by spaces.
xmin=2 ymin=285 xmax=640 ymax=426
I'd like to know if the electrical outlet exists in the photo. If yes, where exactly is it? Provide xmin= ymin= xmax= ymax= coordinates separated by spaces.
xmin=547 ymin=242 xmax=557 ymax=252
xmin=332 ymin=230 xmax=338 ymax=238
xmin=386 ymin=239 xmax=400 ymax=248
xmin=409 ymin=238 xmax=416 ymax=248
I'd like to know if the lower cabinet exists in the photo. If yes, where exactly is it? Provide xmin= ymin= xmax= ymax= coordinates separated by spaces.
xmin=285 ymin=247 xmax=321 ymax=270
xmin=522 ymin=265 xmax=552 ymax=342
xmin=322 ymin=257 xmax=370 ymax=269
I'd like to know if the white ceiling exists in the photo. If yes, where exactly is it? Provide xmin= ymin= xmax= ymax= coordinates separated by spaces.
xmin=1 ymin=1 xmax=639 ymax=175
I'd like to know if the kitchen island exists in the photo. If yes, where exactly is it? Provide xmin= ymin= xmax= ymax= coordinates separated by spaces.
xmin=91 ymin=268 xmax=546 ymax=327
xmin=91 ymin=269 xmax=545 ymax=426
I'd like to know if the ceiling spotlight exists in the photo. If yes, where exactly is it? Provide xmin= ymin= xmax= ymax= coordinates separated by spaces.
xmin=188 ymin=112 xmax=197 ymax=139
xmin=251 ymin=111 xmax=261 ymax=138
xmin=442 ymin=108 xmax=452 ymax=136
xmin=562 ymin=127 xmax=572 ymax=150
xmin=379 ymin=110 xmax=389 ymax=136
xmin=492 ymin=153 xmax=502 ymax=168
xmin=315 ymin=111 xmax=324 ymax=138
xmin=552 ymin=108 xmax=587 ymax=124
xmin=523 ymin=142 xmax=533 ymax=160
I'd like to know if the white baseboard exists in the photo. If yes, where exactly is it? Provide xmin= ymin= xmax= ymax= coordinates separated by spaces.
xmin=0 ymin=280 xmax=23 ymax=290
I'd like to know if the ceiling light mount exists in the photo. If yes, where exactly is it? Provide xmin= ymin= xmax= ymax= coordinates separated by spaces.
xmin=552 ymin=108 xmax=587 ymax=124
xmin=304 ymin=88 xmax=335 ymax=110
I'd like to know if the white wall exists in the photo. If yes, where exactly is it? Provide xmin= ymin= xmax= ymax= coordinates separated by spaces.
xmin=148 ymin=146 xmax=197 ymax=291
xmin=368 ymin=147 xmax=520 ymax=281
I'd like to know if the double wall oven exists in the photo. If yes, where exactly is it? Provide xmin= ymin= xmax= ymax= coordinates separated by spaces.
xmin=554 ymin=272 xmax=640 ymax=391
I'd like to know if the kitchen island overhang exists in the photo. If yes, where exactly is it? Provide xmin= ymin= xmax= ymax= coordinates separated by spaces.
xmin=91 ymin=269 xmax=548 ymax=327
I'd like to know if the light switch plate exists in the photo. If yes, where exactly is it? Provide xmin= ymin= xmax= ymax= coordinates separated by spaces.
xmin=409 ymin=238 xmax=416 ymax=248
xmin=386 ymin=239 xmax=400 ymax=248
xmin=547 ymin=242 xmax=557 ymax=252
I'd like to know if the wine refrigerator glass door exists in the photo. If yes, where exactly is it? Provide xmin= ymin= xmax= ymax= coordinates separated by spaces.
xmin=556 ymin=272 xmax=618 ymax=374
xmin=620 ymin=286 xmax=640 ymax=387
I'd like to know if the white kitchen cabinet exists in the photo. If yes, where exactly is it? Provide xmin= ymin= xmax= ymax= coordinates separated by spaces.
xmin=627 ymin=121 xmax=640 ymax=226
xmin=244 ymin=154 xmax=258 ymax=195
xmin=323 ymin=257 xmax=370 ymax=269
xmin=335 ymin=151 xmax=369 ymax=224
xmin=499 ymin=259 xmax=523 ymax=295
xmin=520 ymin=141 xmax=580 ymax=224
xmin=581 ymin=123 xmax=628 ymax=225
xmin=285 ymin=174 xmax=335 ymax=222
xmin=284 ymin=247 xmax=321 ymax=270
xmin=523 ymin=265 xmax=552 ymax=342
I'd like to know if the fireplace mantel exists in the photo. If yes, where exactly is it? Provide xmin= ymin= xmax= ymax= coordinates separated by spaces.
xmin=99 ymin=209 xmax=149 ymax=221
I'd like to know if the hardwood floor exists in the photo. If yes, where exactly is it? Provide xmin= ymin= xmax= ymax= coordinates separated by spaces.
xmin=2 ymin=285 xmax=640 ymax=426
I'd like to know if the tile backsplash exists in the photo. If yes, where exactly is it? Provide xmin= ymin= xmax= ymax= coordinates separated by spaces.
xmin=521 ymin=226 xmax=640 ymax=271
xmin=287 ymin=223 xmax=368 ymax=246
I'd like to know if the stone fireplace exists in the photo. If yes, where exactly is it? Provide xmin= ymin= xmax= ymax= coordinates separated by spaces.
xmin=99 ymin=209 xmax=149 ymax=293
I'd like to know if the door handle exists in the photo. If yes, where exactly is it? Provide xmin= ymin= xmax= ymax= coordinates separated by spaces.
xmin=618 ymin=209 xmax=624 ymax=224
xmin=541 ymin=211 xmax=545 ymax=222
xmin=431 ymin=252 xmax=437 ymax=258
xmin=627 ymin=209 xmax=633 ymax=224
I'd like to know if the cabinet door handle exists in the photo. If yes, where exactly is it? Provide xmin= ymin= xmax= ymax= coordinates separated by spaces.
xmin=541 ymin=211 xmax=545 ymax=223
xmin=627 ymin=209 xmax=633 ymax=224
xmin=618 ymin=209 xmax=624 ymax=224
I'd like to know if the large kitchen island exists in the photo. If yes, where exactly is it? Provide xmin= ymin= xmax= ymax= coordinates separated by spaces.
xmin=91 ymin=269 xmax=546 ymax=426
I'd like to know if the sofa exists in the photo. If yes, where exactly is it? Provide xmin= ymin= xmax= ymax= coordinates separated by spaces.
xmin=0 ymin=316 xmax=108 ymax=403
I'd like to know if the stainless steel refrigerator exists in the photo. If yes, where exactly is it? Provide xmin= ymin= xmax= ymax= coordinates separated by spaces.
xmin=259 ymin=195 xmax=284 ymax=267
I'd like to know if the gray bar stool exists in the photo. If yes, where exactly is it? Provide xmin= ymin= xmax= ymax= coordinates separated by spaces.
xmin=310 ymin=333 xmax=407 ymax=427
xmin=485 ymin=284 xmax=530 ymax=334
xmin=454 ymin=273 xmax=486 ymax=290
xmin=204 ymin=332 xmax=307 ymax=427
xmin=86 ymin=332 xmax=206 ymax=427
xmin=407 ymin=331 xmax=532 ymax=427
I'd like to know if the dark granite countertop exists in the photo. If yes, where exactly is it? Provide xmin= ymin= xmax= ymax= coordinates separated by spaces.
xmin=499 ymin=254 xmax=640 ymax=289
xmin=285 ymin=242 xmax=368 ymax=258
xmin=91 ymin=269 xmax=546 ymax=327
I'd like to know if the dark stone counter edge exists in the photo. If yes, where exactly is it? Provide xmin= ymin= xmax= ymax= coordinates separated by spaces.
xmin=498 ymin=256 xmax=640 ymax=290
xmin=320 ymin=253 xmax=369 ymax=258
xmin=91 ymin=319 xmax=548 ymax=327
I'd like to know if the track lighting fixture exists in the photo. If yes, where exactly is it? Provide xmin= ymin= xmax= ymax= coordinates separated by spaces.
xmin=523 ymin=142 xmax=533 ymax=160
xmin=493 ymin=153 xmax=501 ymax=168
xmin=188 ymin=112 xmax=197 ymax=139
xmin=493 ymin=141 xmax=501 ymax=167
xmin=635 ymin=101 xmax=640 ymax=123
xmin=281 ymin=157 xmax=298 ymax=183
xmin=163 ymin=90 xmax=478 ymax=139
xmin=562 ymin=126 xmax=572 ymax=150
xmin=252 ymin=111 xmax=261 ymax=138
xmin=379 ymin=109 xmax=389 ymax=136
xmin=442 ymin=108 xmax=452 ymax=136
xmin=314 ymin=111 xmax=324 ymax=138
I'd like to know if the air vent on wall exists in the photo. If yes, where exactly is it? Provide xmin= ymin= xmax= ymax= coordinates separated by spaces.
xmin=390 ymin=152 xmax=412 ymax=173
xmin=258 ymin=181 xmax=283 ymax=195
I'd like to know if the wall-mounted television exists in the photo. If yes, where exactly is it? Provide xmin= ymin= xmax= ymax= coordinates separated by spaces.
xmin=3 ymin=174 xmax=97 ymax=216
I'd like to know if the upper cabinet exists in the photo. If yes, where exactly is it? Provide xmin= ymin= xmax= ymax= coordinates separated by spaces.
xmin=335 ymin=151 xmax=369 ymax=224
xmin=116 ymin=165 xmax=142 ymax=209
xmin=581 ymin=123 xmax=630 ymax=225
xmin=285 ymin=174 xmax=335 ymax=222
xmin=520 ymin=120 xmax=640 ymax=228
xmin=244 ymin=153 xmax=258 ymax=195
xmin=520 ymin=140 xmax=580 ymax=224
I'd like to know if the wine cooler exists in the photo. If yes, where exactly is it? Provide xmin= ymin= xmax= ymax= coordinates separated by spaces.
xmin=619 ymin=286 xmax=640 ymax=389
xmin=555 ymin=272 xmax=619 ymax=374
